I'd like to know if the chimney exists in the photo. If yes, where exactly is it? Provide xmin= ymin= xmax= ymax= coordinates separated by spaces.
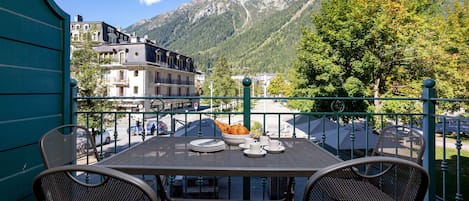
xmin=74 ymin=15 xmax=83 ymax=22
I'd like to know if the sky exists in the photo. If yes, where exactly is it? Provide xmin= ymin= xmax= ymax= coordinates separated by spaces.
xmin=54 ymin=0 xmax=192 ymax=28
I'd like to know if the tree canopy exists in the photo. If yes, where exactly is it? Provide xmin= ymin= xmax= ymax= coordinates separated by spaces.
xmin=292 ymin=0 xmax=468 ymax=113
xmin=203 ymin=57 xmax=237 ymax=105
xmin=268 ymin=73 xmax=292 ymax=97
xmin=71 ymin=30 xmax=113 ymax=130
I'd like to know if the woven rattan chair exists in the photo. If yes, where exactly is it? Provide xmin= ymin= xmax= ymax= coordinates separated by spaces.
xmin=39 ymin=124 xmax=100 ymax=168
xmin=32 ymin=165 xmax=158 ymax=201
xmin=373 ymin=125 xmax=425 ymax=164
xmin=303 ymin=156 xmax=429 ymax=201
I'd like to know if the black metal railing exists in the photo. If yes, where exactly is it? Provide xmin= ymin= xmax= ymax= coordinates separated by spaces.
xmin=73 ymin=78 xmax=467 ymax=201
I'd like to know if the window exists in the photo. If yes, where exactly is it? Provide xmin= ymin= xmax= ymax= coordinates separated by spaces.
xmin=83 ymin=24 xmax=89 ymax=30
xmin=178 ymin=75 xmax=181 ymax=84
xmin=168 ymin=74 xmax=172 ymax=84
xmin=186 ymin=88 xmax=190 ymax=96
xmin=168 ymin=56 xmax=173 ymax=67
xmin=118 ymin=87 xmax=124 ymax=96
xmin=155 ymin=50 xmax=161 ymax=62
xmin=134 ymin=70 xmax=139 ymax=77
xmin=119 ymin=70 xmax=125 ymax=80
xmin=119 ymin=52 xmax=125 ymax=64
xmin=178 ymin=88 xmax=182 ymax=96
xmin=155 ymin=72 xmax=160 ymax=83
xmin=155 ymin=86 xmax=161 ymax=95
xmin=168 ymin=87 xmax=172 ymax=96
xmin=134 ymin=86 xmax=138 ymax=94
xmin=92 ymin=32 xmax=98 ymax=41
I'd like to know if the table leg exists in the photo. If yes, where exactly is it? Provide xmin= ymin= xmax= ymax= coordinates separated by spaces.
xmin=243 ymin=177 xmax=250 ymax=200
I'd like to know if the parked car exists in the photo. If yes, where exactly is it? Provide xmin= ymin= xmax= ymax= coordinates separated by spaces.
xmin=436 ymin=121 xmax=469 ymax=134
xmin=146 ymin=120 xmax=168 ymax=135
xmin=77 ymin=129 xmax=111 ymax=153
xmin=127 ymin=125 xmax=145 ymax=135
xmin=93 ymin=129 xmax=112 ymax=145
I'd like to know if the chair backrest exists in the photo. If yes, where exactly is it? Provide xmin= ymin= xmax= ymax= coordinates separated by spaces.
xmin=39 ymin=124 xmax=100 ymax=168
xmin=303 ymin=156 xmax=429 ymax=201
xmin=372 ymin=125 xmax=425 ymax=164
xmin=32 ymin=165 xmax=158 ymax=201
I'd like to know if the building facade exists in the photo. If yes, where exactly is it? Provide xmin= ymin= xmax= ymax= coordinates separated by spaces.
xmin=70 ymin=15 xmax=130 ymax=47
xmin=94 ymin=42 xmax=197 ymax=112
xmin=70 ymin=16 xmax=198 ymax=113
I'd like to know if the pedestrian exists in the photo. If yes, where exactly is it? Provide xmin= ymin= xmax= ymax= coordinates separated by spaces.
xmin=150 ymin=123 xmax=156 ymax=135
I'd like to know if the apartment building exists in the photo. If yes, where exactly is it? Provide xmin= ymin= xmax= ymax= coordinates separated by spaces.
xmin=94 ymin=42 xmax=197 ymax=112
xmin=70 ymin=15 xmax=130 ymax=48
xmin=71 ymin=16 xmax=197 ymax=112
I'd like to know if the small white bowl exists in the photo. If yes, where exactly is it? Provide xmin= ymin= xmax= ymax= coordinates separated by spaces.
xmin=222 ymin=133 xmax=252 ymax=145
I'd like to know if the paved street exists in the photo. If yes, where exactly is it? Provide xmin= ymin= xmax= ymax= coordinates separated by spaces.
xmin=98 ymin=100 xmax=299 ymax=154
xmin=171 ymin=99 xmax=300 ymax=137
xmin=97 ymin=99 xmax=468 ymax=155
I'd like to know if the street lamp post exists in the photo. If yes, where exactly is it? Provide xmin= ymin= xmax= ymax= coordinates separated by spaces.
xmin=263 ymin=74 xmax=267 ymax=113
xmin=263 ymin=74 xmax=268 ymax=133
xmin=210 ymin=81 xmax=213 ymax=113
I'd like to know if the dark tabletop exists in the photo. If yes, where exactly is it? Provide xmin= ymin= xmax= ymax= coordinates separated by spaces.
xmin=96 ymin=136 xmax=342 ymax=177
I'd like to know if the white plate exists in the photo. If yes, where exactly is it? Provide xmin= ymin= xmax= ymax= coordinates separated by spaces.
xmin=189 ymin=139 xmax=225 ymax=153
xmin=263 ymin=145 xmax=285 ymax=154
xmin=243 ymin=149 xmax=267 ymax=158
xmin=239 ymin=143 xmax=250 ymax=149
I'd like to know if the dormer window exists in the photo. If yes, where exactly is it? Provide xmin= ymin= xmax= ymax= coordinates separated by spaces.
xmin=119 ymin=51 xmax=126 ymax=64
xmin=92 ymin=32 xmax=98 ymax=41
xmin=155 ymin=49 xmax=162 ymax=62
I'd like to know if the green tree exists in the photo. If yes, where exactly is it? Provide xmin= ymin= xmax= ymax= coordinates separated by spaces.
xmin=380 ymin=0 xmax=469 ymax=115
xmin=292 ymin=0 xmax=440 ymax=113
xmin=71 ymin=31 xmax=113 ymax=130
xmin=268 ymin=73 xmax=291 ymax=96
xmin=203 ymin=57 xmax=237 ymax=106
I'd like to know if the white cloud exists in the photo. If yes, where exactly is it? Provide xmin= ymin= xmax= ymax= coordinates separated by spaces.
xmin=139 ymin=0 xmax=162 ymax=6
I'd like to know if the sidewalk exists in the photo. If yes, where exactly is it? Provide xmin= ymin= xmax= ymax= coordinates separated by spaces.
xmin=435 ymin=136 xmax=468 ymax=151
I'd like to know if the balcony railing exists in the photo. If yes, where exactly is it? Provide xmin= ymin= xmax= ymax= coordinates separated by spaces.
xmin=110 ymin=77 xmax=129 ymax=86
xmin=73 ymin=78 xmax=467 ymax=201
xmin=154 ymin=78 xmax=194 ymax=85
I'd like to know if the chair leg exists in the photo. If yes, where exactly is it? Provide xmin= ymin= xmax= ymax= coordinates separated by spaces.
xmin=156 ymin=175 xmax=171 ymax=201
xmin=285 ymin=177 xmax=295 ymax=201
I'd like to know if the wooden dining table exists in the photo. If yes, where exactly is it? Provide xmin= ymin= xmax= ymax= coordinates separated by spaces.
xmin=95 ymin=136 xmax=342 ymax=199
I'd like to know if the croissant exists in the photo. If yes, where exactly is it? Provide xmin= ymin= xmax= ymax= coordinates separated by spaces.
xmin=215 ymin=121 xmax=249 ymax=135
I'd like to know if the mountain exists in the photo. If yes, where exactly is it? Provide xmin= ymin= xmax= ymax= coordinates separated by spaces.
xmin=124 ymin=0 xmax=320 ymax=73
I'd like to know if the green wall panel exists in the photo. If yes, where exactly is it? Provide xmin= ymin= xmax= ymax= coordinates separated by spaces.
xmin=0 ymin=65 xmax=63 ymax=94
xmin=0 ymin=38 xmax=62 ymax=71
xmin=0 ymin=1 xmax=63 ymax=27
xmin=0 ymin=114 xmax=63 ymax=151
xmin=0 ymin=0 xmax=70 ymax=200
xmin=0 ymin=9 xmax=63 ymax=51
xmin=0 ymin=95 xmax=62 ymax=121
xmin=0 ymin=144 xmax=43 ymax=200
xmin=0 ymin=143 xmax=44 ymax=183
xmin=0 ymin=94 xmax=64 ymax=151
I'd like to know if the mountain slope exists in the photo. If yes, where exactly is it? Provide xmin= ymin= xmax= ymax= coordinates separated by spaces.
xmin=124 ymin=0 xmax=320 ymax=73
